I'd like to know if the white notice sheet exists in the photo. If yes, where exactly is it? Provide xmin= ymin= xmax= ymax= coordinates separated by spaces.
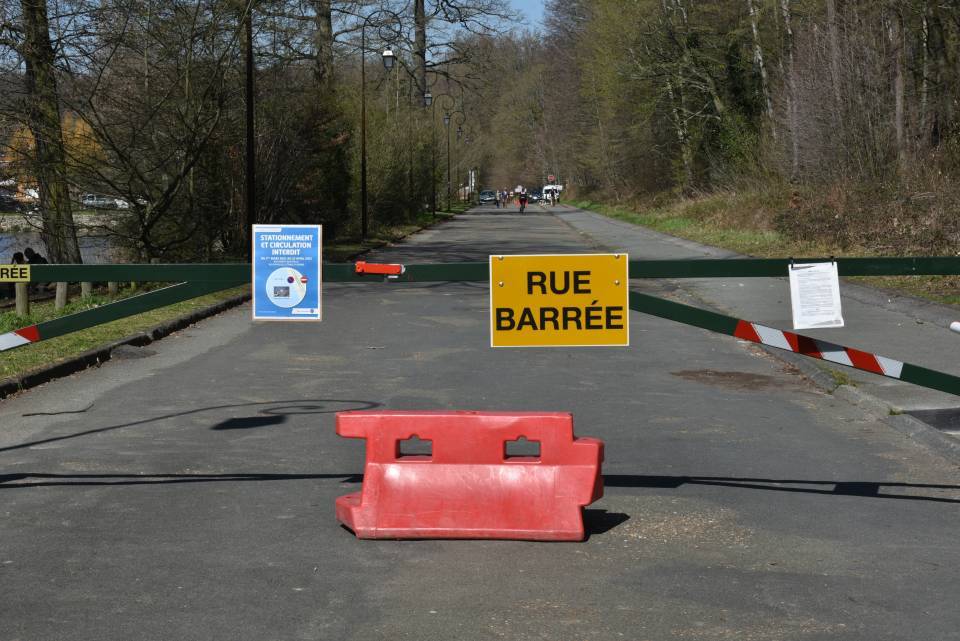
xmin=788 ymin=262 xmax=845 ymax=330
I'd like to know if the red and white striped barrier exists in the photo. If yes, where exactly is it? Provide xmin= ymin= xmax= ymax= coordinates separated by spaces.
xmin=0 ymin=326 xmax=40 ymax=352
xmin=734 ymin=320 xmax=904 ymax=380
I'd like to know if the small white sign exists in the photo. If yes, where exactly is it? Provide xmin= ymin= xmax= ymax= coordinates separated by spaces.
xmin=789 ymin=261 xmax=845 ymax=330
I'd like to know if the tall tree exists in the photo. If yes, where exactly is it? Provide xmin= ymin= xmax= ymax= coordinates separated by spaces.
xmin=15 ymin=0 xmax=81 ymax=263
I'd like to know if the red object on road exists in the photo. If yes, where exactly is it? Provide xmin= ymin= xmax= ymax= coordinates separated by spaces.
xmin=335 ymin=410 xmax=604 ymax=541
xmin=354 ymin=261 xmax=405 ymax=276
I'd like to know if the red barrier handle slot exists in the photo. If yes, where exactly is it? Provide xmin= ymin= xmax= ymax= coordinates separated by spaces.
xmin=355 ymin=261 xmax=405 ymax=276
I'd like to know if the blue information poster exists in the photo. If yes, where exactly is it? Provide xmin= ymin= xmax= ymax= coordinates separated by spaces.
xmin=252 ymin=224 xmax=322 ymax=321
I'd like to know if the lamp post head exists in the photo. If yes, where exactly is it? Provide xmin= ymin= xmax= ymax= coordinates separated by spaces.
xmin=443 ymin=113 xmax=451 ymax=127
xmin=423 ymin=91 xmax=433 ymax=107
xmin=381 ymin=48 xmax=395 ymax=70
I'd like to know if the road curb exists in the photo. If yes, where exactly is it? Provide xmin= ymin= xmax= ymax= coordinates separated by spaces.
xmin=0 ymin=291 xmax=250 ymax=401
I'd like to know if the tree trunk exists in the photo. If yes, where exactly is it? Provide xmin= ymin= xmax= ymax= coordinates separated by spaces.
xmin=414 ymin=0 xmax=427 ymax=96
xmin=891 ymin=4 xmax=907 ymax=173
xmin=927 ymin=4 xmax=950 ymax=147
xmin=919 ymin=3 xmax=929 ymax=139
xmin=825 ymin=0 xmax=843 ymax=128
xmin=667 ymin=79 xmax=693 ymax=192
xmin=747 ymin=0 xmax=774 ymax=132
xmin=780 ymin=0 xmax=799 ymax=179
xmin=313 ymin=0 xmax=334 ymax=90
xmin=20 ymin=0 xmax=81 ymax=264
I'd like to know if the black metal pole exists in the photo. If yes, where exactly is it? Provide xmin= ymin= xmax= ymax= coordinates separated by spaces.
xmin=360 ymin=25 xmax=368 ymax=241
xmin=244 ymin=7 xmax=256 ymax=258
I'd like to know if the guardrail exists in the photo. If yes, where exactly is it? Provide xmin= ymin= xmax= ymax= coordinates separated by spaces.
xmin=3 ymin=256 xmax=960 ymax=397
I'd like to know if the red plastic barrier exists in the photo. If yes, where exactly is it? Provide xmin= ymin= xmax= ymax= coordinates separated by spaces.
xmin=335 ymin=410 xmax=604 ymax=541
xmin=354 ymin=261 xmax=405 ymax=276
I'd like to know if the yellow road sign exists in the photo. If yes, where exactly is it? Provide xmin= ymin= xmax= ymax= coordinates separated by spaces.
xmin=0 ymin=264 xmax=30 ymax=282
xmin=489 ymin=254 xmax=629 ymax=347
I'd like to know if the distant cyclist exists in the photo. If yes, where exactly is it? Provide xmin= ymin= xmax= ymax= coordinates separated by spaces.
xmin=518 ymin=191 xmax=528 ymax=213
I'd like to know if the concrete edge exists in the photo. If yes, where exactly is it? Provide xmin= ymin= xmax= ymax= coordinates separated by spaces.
xmin=882 ymin=413 xmax=960 ymax=463
xmin=753 ymin=327 xmax=960 ymax=465
xmin=0 ymin=292 xmax=251 ymax=401
xmin=558 ymin=205 xmax=960 ymax=465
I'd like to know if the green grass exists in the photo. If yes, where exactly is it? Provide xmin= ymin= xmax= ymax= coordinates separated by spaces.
xmin=570 ymin=195 xmax=796 ymax=257
xmin=1 ymin=285 xmax=247 ymax=381
xmin=571 ymin=194 xmax=960 ymax=307
xmin=827 ymin=369 xmax=854 ymax=388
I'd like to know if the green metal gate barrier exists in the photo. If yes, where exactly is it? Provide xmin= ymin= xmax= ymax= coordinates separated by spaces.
xmin=2 ymin=257 xmax=958 ymax=397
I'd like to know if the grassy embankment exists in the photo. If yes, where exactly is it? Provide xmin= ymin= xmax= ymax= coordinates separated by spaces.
xmin=569 ymin=188 xmax=960 ymax=307
xmin=0 ymin=208 xmax=462 ymax=382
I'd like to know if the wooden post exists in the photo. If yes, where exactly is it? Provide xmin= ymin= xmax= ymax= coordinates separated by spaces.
xmin=55 ymin=282 xmax=68 ymax=310
xmin=81 ymin=281 xmax=92 ymax=298
xmin=108 ymin=281 xmax=118 ymax=295
xmin=14 ymin=282 xmax=30 ymax=316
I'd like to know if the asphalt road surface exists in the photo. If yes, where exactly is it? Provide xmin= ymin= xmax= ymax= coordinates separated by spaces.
xmin=2 ymin=206 xmax=959 ymax=641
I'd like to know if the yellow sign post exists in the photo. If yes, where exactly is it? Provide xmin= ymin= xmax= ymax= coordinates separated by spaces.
xmin=0 ymin=264 xmax=30 ymax=282
xmin=489 ymin=254 xmax=629 ymax=347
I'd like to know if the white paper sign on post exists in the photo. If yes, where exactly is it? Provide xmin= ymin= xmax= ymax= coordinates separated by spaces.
xmin=788 ymin=261 xmax=845 ymax=330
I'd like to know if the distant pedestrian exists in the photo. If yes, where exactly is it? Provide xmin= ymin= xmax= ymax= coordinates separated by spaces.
xmin=24 ymin=247 xmax=48 ymax=265
xmin=2 ymin=251 xmax=26 ymax=299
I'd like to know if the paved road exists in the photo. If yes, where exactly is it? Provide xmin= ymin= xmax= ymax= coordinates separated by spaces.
xmin=2 ymin=207 xmax=960 ymax=640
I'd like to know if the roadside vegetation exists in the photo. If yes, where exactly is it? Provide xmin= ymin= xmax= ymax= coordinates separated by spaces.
xmin=0 ymin=2 xmax=509 ymax=264
xmin=569 ymin=190 xmax=960 ymax=307
xmin=450 ymin=1 xmax=959 ymax=307
xmin=0 ymin=286 xmax=247 ymax=382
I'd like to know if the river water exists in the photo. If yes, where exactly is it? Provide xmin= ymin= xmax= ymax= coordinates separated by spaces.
xmin=0 ymin=233 xmax=117 ymax=264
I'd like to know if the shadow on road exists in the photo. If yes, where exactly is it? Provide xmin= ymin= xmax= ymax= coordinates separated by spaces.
xmin=0 ymin=398 xmax=380 ymax=454
xmin=2 ymin=471 xmax=956 ymax=505
xmin=0 ymin=472 xmax=363 ymax=488
xmin=584 ymin=509 xmax=631 ymax=538
xmin=211 ymin=415 xmax=288 ymax=430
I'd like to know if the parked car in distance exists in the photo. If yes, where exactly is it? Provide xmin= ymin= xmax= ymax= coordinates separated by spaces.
xmin=114 ymin=198 xmax=131 ymax=209
xmin=479 ymin=189 xmax=497 ymax=205
xmin=81 ymin=193 xmax=118 ymax=209
xmin=528 ymin=189 xmax=543 ymax=203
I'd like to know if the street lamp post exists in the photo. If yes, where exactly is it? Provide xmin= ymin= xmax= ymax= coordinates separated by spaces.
xmin=423 ymin=90 xmax=436 ymax=217
xmin=455 ymin=125 xmax=461 ymax=203
xmin=455 ymin=116 xmax=466 ymax=203
xmin=359 ymin=10 xmax=400 ymax=241
xmin=424 ymin=86 xmax=456 ymax=217
xmin=443 ymin=111 xmax=451 ymax=211
xmin=243 ymin=6 xmax=256 ymax=258
xmin=430 ymin=93 xmax=455 ymax=213
xmin=451 ymin=111 xmax=465 ymax=205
